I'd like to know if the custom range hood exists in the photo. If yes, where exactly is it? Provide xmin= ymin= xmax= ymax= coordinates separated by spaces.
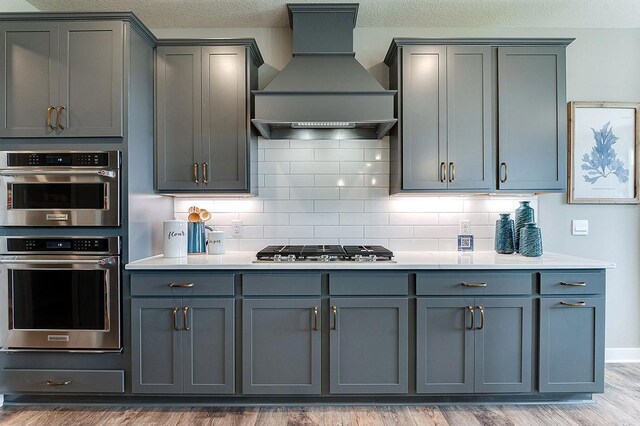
xmin=252 ymin=3 xmax=397 ymax=140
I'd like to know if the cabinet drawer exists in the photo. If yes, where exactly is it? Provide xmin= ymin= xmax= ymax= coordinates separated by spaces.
xmin=131 ymin=273 xmax=235 ymax=296
xmin=243 ymin=274 xmax=321 ymax=296
xmin=330 ymin=273 xmax=408 ymax=295
xmin=0 ymin=369 xmax=124 ymax=393
xmin=540 ymin=271 xmax=605 ymax=295
xmin=416 ymin=272 xmax=533 ymax=295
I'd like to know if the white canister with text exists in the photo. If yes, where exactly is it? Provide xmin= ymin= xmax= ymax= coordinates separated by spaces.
xmin=163 ymin=220 xmax=188 ymax=258
xmin=207 ymin=230 xmax=226 ymax=255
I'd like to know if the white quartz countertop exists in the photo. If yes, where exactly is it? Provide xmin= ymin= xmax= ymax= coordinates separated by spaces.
xmin=126 ymin=251 xmax=615 ymax=270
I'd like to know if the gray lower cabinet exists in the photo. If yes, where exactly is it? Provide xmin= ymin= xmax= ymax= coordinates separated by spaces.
xmin=131 ymin=297 xmax=234 ymax=394
xmin=417 ymin=297 xmax=532 ymax=394
xmin=497 ymin=46 xmax=567 ymax=191
xmin=155 ymin=40 xmax=262 ymax=194
xmin=330 ymin=298 xmax=408 ymax=394
xmin=539 ymin=297 xmax=605 ymax=393
xmin=242 ymin=298 xmax=321 ymax=394
xmin=0 ymin=19 xmax=123 ymax=138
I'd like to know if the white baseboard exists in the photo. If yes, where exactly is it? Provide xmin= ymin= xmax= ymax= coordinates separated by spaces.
xmin=606 ymin=348 xmax=640 ymax=363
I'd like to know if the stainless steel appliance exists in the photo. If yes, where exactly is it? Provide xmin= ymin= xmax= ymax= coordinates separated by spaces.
xmin=255 ymin=245 xmax=395 ymax=263
xmin=0 ymin=236 xmax=120 ymax=351
xmin=0 ymin=151 xmax=120 ymax=227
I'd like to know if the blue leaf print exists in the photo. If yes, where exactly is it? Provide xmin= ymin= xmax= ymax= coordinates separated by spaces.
xmin=581 ymin=121 xmax=629 ymax=184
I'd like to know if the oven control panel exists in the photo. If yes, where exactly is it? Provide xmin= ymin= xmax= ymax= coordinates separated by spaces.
xmin=2 ymin=237 xmax=118 ymax=254
xmin=7 ymin=152 xmax=110 ymax=167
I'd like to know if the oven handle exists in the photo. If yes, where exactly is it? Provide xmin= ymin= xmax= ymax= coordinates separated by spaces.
xmin=0 ymin=169 xmax=117 ymax=178
xmin=0 ymin=257 xmax=118 ymax=266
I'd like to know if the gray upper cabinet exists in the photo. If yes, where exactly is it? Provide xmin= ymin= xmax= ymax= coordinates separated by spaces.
xmin=242 ymin=298 xmax=321 ymax=395
xmin=388 ymin=43 xmax=492 ymax=193
xmin=539 ymin=297 xmax=605 ymax=393
xmin=497 ymin=46 xmax=567 ymax=191
xmin=0 ymin=20 xmax=124 ymax=138
xmin=155 ymin=40 xmax=262 ymax=194
xmin=330 ymin=298 xmax=408 ymax=394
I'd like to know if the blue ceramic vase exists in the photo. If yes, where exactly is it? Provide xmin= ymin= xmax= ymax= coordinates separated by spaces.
xmin=520 ymin=222 xmax=543 ymax=257
xmin=514 ymin=201 xmax=534 ymax=253
xmin=187 ymin=222 xmax=206 ymax=254
xmin=494 ymin=213 xmax=515 ymax=254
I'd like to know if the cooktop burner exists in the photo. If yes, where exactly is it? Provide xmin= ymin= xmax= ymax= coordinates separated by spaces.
xmin=255 ymin=245 xmax=394 ymax=262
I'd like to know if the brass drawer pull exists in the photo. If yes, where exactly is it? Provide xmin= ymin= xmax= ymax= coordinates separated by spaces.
xmin=172 ymin=306 xmax=181 ymax=330
xmin=193 ymin=163 xmax=199 ymax=184
xmin=313 ymin=306 xmax=318 ymax=331
xmin=466 ymin=305 xmax=475 ymax=330
xmin=500 ymin=162 xmax=508 ymax=183
xmin=46 ymin=106 xmax=56 ymax=130
xmin=183 ymin=306 xmax=190 ymax=331
xmin=440 ymin=161 xmax=447 ymax=182
xmin=46 ymin=379 xmax=72 ymax=386
xmin=477 ymin=306 xmax=485 ymax=330
xmin=461 ymin=282 xmax=487 ymax=287
xmin=169 ymin=283 xmax=194 ymax=288
xmin=561 ymin=281 xmax=586 ymax=287
xmin=203 ymin=162 xmax=208 ymax=184
xmin=449 ymin=162 xmax=455 ymax=182
xmin=560 ymin=301 xmax=586 ymax=307
xmin=56 ymin=105 xmax=66 ymax=130
xmin=331 ymin=305 xmax=337 ymax=330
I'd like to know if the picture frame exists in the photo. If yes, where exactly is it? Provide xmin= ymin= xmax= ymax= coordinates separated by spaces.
xmin=568 ymin=101 xmax=640 ymax=204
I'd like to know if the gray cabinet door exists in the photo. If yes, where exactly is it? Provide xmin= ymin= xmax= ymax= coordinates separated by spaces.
xmin=498 ymin=46 xmax=566 ymax=191
xmin=242 ymin=298 xmax=321 ymax=394
xmin=416 ymin=298 xmax=474 ymax=394
xmin=156 ymin=45 xmax=203 ymax=191
xmin=447 ymin=46 xmax=492 ymax=190
xmin=474 ymin=297 xmax=533 ymax=393
xmin=202 ymin=45 xmax=248 ymax=191
xmin=330 ymin=297 xmax=408 ymax=394
xmin=401 ymin=46 xmax=447 ymax=190
xmin=182 ymin=298 xmax=235 ymax=394
xmin=58 ymin=21 xmax=123 ymax=137
xmin=0 ymin=22 xmax=59 ymax=137
xmin=539 ymin=297 xmax=605 ymax=393
xmin=131 ymin=298 xmax=183 ymax=394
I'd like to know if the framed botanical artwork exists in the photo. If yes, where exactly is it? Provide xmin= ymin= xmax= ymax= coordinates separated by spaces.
xmin=568 ymin=102 xmax=640 ymax=204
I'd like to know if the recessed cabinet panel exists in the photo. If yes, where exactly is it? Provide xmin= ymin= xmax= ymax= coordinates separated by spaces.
xmin=402 ymin=46 xmax=447 ymax=190
xmin=0 ymin=22 xmax=58 ymax=137
xmin=58 ymin=21 xmax=123 ymax=136
xmin=156 ymin=46 xmax=202 ymax=191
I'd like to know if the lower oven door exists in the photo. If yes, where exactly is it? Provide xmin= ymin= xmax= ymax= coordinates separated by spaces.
xmin=0 ymin=255 xmax=120 ymax=350
xmin=0 ymin=168 xmax=120 ymax=227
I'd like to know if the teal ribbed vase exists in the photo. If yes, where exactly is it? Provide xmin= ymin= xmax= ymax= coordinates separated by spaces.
xmin=514 ymin=201 xmax=535 ymax=253
xmin=494 ymin=213 xmax=515 ymax=254
xmin=520 ymin=223 xmax=543 ymax=257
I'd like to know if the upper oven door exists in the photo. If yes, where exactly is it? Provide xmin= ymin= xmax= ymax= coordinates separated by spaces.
xmin=0 ymin=255 xmax=121 ymax=350
xmin=0 ymin=167 xmax=120 ymax=227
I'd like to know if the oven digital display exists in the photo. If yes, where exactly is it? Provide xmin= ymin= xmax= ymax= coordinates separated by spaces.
xmin=46 ymin=241 xmax=72 ymax=250
xmin=45 ymin=155 xmax=72 ymax=165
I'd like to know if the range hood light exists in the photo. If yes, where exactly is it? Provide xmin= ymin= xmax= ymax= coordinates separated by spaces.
xmin=291 ymin=122 xmax=356 ymax=129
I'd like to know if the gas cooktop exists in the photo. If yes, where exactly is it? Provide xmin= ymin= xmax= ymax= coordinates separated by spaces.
xmin=255 ymin=245 xmax=394 ymax=262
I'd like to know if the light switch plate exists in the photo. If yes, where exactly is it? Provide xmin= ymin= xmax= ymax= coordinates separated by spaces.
xmin=572 ymin=219 xmax=589 ymax=236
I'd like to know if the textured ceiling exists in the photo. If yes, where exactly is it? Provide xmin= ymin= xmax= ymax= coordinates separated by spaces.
xmin=25 ymin=0 xmax=640 ymax=29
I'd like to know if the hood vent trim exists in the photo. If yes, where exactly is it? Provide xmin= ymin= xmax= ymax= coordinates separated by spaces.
xmin=252 ymin=3 xmax=397 ymax=140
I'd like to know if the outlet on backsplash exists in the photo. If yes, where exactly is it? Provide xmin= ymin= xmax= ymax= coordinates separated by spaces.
xmin=232 ymin=220 xmax=243 ymax=237
xmin=460 ymin=220 xmax=471 ymax=235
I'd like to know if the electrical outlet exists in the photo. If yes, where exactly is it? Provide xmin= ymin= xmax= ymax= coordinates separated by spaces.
xmin=459 ymin=220 xmax=471 ymax=235
xmin=232 ymin=220 xmax=243 ymax=237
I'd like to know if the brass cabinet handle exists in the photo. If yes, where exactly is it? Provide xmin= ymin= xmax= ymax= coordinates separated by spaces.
xmin=466 ymin=306 xmax=475 ymax=330
xmin=313 ymin=306 xmax=318 ymax=331
xmin=331 ymin=305 xmax=337 ymax=330
xmin=46 ymin=106 xmax=56 ymax=130
xmin=500 ymin=162 xmax=508 ymax=183
xmin=193 ymin=163 xmax=199 ymax=184
xmin=449 ymin=162 xmax=455 ymax=182
xmin=172 ymin=306 xmax=181 ymax=330
xmin=46 ymin=379 xmax=72 ymax=386
xmin=56 ymin=105 xmax=66 ymax=130
xmin=202 ymin=162 xmax=208 ymax=184
xmin=440 ymin=161 xmax=447 ymax=183
xmin=561 ymin=281 xmax=586 ymax=287
xmin=477 ymin=306 xmax=485 ymax=330
xmin=183 ymin=306 xmax=190 ymax=331
xmin=168 ymin=283 xmax=194 ymax=288
xmin=461 ymin=282 xmax=487 ymax=287
xmin=560 ymin=301 xmax=586 ymax=307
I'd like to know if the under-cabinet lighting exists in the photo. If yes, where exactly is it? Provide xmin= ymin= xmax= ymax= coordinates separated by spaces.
xmin=291 ymin=122 xmax=356 ymax=129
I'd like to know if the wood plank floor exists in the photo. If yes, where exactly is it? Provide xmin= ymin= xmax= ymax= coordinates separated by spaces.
xmin=0 ymin=364 xmax=639 ymax=426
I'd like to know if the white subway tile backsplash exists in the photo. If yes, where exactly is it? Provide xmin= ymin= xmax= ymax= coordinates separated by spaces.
xmin=174 ymin=138 xmax=539 ymax=251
